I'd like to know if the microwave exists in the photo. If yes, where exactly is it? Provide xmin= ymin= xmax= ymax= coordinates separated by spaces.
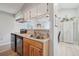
xmin=20 ymin=29 xmax=27 ymax=34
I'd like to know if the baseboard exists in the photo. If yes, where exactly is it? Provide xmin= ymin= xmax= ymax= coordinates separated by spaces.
xmin=0 ymin=43 xmax=11 ymax=53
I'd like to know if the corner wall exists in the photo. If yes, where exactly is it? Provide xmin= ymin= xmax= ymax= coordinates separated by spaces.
xmin=0 ymin=11 xmax=15 ymax=52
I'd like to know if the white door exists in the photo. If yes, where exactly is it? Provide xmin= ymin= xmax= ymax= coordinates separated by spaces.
xmin=63 ymin=21 xmax=73 ymax=43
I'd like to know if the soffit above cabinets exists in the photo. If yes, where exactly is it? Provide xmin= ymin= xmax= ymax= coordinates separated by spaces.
xmin=0 ymin=3 xmax=24 ymax=14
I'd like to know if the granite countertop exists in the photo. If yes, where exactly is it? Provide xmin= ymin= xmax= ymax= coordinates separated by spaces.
xmin=12 ymin=32 xmax=49 ymax=43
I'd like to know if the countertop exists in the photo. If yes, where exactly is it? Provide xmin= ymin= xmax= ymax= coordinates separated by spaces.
xmin=12 ymin=32 xmax=49 ymax=43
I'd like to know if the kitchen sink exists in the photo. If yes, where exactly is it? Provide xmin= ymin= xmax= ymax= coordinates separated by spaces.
xmin=30 ymin=34 xmax=45 ymax=39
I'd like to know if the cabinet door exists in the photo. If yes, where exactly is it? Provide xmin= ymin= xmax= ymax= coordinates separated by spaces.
xmin=37 ymin=3 xmax=47 ymax=16
xmin=23 ymin=42 xmax=29 ymax=56
xmin=24 ymin=11 xmax=30 ymax=20
xmin=30 ymin=7 xmax=37 ymax=18
xmin=29 ymin=45 xmax=43 ymax=56
xmin=23 ymin=39 xmax=29 ymax=56
xmin=15 ymin=11 xmax=23 ymax=20
xmin=23 ymin=38 xmax=43 ymax=56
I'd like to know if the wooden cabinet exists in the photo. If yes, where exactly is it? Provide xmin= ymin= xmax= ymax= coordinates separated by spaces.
xmin=12 ymin=34 xmax=49 ymax=56
xmin=29 ymin=45 xmax=43 ymax=56
xmin=23 ymin=38 xmax=43 ymax=56
xmin=23 ymin=40 xmax=29 ymax=56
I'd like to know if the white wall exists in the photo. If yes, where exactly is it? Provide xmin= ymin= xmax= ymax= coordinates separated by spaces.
xmin=21 ymin=3 xmax=40 ymax=12
xmin=58 ymin=8 xmax=78 ymax=18
xmin=0 ymin=11 xmax=15 ymax=51
xmin=77 ymin=8 xmax=79 ymax=33
xmin=74 ymin=8 xmax=79 ymax=45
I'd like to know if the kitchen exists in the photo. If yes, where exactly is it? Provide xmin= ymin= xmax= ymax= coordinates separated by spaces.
xmin=0 ymin=3 xmax=54 ymax=56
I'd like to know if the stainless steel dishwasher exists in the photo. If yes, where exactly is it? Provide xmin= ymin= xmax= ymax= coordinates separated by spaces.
xmin=16 ymin=35 xmax=23 ymax=56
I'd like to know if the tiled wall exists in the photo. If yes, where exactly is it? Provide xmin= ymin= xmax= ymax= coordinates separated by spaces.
xmin=27 ymin=29 xmax=49 ymax=39
xmin=18 ymin=18 xmax=50 ymax=30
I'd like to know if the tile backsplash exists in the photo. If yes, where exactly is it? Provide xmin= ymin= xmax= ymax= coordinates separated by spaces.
xmin=18 ymin=18 xmax=50 ymax=30
xmin=27 ymin=29 xmax=49 ymax=39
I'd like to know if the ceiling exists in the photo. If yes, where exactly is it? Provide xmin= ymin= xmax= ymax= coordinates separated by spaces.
xmin=58 ymin=3 xmax=79 ymax=9
xmin=1 ymin=3 xmax=79 ymax=14
xmin=0 ymin=3 xmax=24 ymax=14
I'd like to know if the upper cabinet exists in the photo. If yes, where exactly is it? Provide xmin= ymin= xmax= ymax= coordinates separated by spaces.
xmin=37 ymin=3 xmax=48 ymax=16
xmin=24 ymin=3 xmax=49 ymax=21
xmin=15 ymin=3 xmax=49 ymax=22
xmin=30 ymin=7 xmax=37 ymax=18
xmin=15 ymin=11 xmax=25 ymax=23
xmin=15 ymin=11 xmax=24 ymax=20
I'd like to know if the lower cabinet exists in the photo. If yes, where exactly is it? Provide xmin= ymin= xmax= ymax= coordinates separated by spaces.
xmin=11 ymin=34 xmax=48 ymax=56
xmin=23 ymin=38 xmax=43 ymax=56
xmin=29 ymin=45 xmax=43 ymax=56
xmin=23 ymin=41 xmax=29 ymax=56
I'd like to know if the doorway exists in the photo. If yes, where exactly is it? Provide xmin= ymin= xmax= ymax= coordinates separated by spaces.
xmin=54 ymin=3 xmax=79 ymax=56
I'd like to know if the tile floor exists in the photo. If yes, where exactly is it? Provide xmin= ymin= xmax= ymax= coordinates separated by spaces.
xmin=59 ymin=42 xmax=79 ymax=56
xmin=0 ymin=50 xmax=18 ymax=56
